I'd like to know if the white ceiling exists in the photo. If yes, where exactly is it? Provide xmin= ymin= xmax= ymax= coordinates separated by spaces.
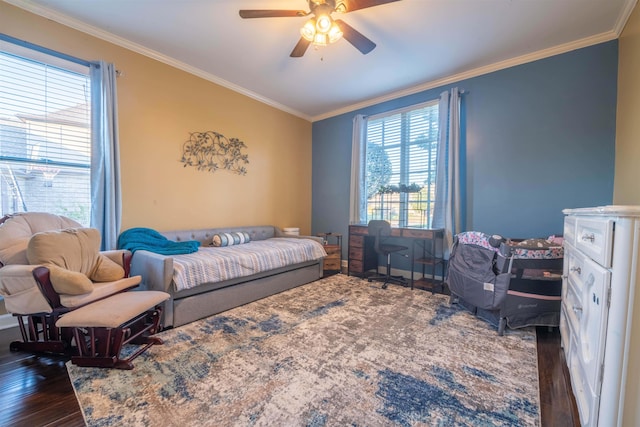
xmin=6 ymin=0 xmax=636 ymax=121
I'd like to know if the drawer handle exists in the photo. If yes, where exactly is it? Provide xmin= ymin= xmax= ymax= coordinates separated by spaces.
xmin=570 ymin=266 xmax=581 ymax=274
xmin=581 ymin=233 xmax=595 ymax=243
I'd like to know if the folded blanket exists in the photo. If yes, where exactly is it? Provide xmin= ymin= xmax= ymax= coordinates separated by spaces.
xmin=118 ymin=227 xmax=200 ymax=255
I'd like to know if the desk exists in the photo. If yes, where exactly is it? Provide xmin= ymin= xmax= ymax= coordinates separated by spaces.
xmin=347 ymin=225 xmax=445 ymax=291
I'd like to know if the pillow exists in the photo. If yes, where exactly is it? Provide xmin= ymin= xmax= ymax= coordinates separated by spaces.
xmin=211 ymin=231 xmax=251 ymax=247
xmin=27 ymin=228 xmax=125 ymax=295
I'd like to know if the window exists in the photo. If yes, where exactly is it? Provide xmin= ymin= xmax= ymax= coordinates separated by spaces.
xmin=363 ymin=100 xmax=439 ymax=228
xmin=0 ymin=40 xmax=92 ymax=225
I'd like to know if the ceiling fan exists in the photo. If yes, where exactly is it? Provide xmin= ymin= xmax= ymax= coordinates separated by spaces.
xmin=239 ymin=0 xmax=401 ymax=58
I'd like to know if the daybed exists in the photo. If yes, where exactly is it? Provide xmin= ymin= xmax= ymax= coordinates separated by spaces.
xmin=128 ymin=226 xmax=327 ymax=328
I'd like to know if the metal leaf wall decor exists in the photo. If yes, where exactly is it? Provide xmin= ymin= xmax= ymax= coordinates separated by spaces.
xmin=180 ymin=131 xmax=249 ymax=175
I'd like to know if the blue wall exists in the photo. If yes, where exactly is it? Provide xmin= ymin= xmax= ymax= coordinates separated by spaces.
xmin=312 ymin=41 xmax=617 ymax=255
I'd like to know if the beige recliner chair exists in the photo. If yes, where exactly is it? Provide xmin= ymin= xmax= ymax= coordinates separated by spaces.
xmin=0 ymin=212 xmax=169 ymax=369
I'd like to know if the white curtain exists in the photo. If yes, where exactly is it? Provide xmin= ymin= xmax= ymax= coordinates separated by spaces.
xmin=349 ymin=114 xmax=368 ymax=224
xmin=432 ymin=87 xmax=461 ymax=257
xmin=90 ymin=61 xmax=122 ymax=250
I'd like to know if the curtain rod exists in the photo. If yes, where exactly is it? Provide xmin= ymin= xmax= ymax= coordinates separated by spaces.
xmin=0 ymin=33 xmax=92 ymax=67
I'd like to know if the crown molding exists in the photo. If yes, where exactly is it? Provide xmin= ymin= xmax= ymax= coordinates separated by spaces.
xmin=312 ymin=0 xmax=637 ymax=121
xmin=3 ymin=0 xmax=313 ymax=121
xmin=614 ymin=0 xmax=638 ymax=35
xmin=5 ymin=0 xmax=632 ymax=124
xmin=311 ymin=29 xmax=619 ymax=121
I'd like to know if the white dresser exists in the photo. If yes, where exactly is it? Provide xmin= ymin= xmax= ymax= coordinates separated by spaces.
xmin=561 ymin=205 xmax=640 ymax=427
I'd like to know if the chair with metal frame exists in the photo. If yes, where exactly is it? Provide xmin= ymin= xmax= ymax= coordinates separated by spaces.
xmin=366 ymin=220 xmax=409 ymax=289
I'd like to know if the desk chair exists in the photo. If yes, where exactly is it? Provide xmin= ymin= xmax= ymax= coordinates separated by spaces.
xmin=367 ymin=220 xmax=409 ymax=289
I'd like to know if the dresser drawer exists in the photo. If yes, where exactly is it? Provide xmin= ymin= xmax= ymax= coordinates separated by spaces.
xmin=564 ymin=216 xmax=577 ymax=247
xmin=574 ymin=217 xmax=614 ymax=267
xmin=577 ymin=256 xmax=610 ymax=393
xmin=569 ymin=348 xmax=599 ymax=427
xmin=564 ymin=243 xmax=585 ymax=294
xmin=349 ymin=225 xmax=368 ymax=236
xmin=563 ymin=276 xmax=582 ymax=341
xmin=349 ymin=245 xmax=364 ymax=261
xmin=560 ymin=306 xmax=572 ymax=360
xmin=349 ymin=259 xmax=364 ymax=273
xmin=349 ymin=235 xmax=364 ymax=248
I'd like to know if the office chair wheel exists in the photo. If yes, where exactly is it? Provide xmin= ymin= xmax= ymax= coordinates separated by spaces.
xmin=382 ymin=283 xmax=388 ymax=289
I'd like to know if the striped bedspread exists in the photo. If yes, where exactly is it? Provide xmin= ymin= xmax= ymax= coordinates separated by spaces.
xmin=172 ymin=237 xmax=327 ymax=291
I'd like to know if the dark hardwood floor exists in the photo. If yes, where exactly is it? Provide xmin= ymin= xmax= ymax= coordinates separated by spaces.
xmin=536 ymin=326 xmax=580 ymax=427
xmin=0 ymin=326 xmax=579 ymax=427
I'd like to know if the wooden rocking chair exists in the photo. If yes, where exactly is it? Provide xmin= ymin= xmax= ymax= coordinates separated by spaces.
xmin=0 ymin=212 xmax=168 ymax=369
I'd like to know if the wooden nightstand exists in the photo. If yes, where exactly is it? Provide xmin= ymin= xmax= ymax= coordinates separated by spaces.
xmin=317 ymin=233 xmax=342 ymax=275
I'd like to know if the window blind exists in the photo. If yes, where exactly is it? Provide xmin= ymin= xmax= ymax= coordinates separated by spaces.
xmin=0 ymin=43 xmax=92 ymax=225
xmin=365 ymin=100 xmax=439 ymax=228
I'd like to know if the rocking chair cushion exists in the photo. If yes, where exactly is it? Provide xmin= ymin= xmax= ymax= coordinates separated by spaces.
xmin=55 ymin=290 xmax=170 ymax=328
xmin=27 ymin=228 xmax=125 ymax=295
xmin=0 ymin=212 xmax=82 ymax=266
xmin=0 ymin=264 xmax=53 ymax=314
xmin=60 ymin=276 xmax=142 ymax=308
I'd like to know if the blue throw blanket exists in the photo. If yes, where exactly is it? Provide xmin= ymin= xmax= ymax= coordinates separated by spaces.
xmin=118 ymin=227 xmax=200 ymax=255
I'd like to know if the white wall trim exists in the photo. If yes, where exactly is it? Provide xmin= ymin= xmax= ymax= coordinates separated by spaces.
xmin=0 ymin=313 xmax=19 ymax=331
xmin=5 ymin=0 xmax=635 ymax=123
xmin=3 ymin=0 xmax=313 ymax=122
xmin=312 ymin=30 xmax=619 ymax=121
xmin=614 ymin=0 xmax=638 ymax=36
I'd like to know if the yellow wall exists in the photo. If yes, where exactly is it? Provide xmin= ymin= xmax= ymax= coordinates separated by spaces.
xmin=0 ymin=3 xmax=313 ymax=233
xmin=614 ymin=3 xmax=640 ymax=204
xmin=614 ymin=6 xmax=640 ymax=424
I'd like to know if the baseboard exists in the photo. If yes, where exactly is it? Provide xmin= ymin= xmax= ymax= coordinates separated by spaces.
xmin=0 ymin=318 xmax=22 ymax=352
xmin=342 ymin=261 xmax=444 ymax=282
xmin=0 ymin=313 xmax=18 ymax=330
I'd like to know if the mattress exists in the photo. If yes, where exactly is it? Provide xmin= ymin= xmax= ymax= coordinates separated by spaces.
xmin=171 ymin=237 xmax=327 ymax=291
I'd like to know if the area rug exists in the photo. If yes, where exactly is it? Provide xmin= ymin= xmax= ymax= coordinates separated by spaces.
xmin=67 ymin=274 xmax=540 ymax=426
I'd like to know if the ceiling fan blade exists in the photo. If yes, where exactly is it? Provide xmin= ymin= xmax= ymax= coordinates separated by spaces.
xmin=338 ymin=0 xmax=401 ymax=13
xmin=239 ymin=10 xmax=305 ymax=18
xmin=335 ymin=19 xmax=376 ymax=54
xmin=290 ymin=38 xmax=311 ymax=57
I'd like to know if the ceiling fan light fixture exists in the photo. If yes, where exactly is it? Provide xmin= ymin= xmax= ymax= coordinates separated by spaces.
xmin=327 ymin=21 xmax=343 ymax=43
xmin=315 ymin=14 xmax=333 ymax=34
xmin=300 ymin=18 xmax=317 ymax=41
xmin=301 ymin=14 xmax=342 ymax=46
xmin=313 ymin=33 xmax=328 ymax=46
xmin=241 ymin=0 xmax=396 ymax=57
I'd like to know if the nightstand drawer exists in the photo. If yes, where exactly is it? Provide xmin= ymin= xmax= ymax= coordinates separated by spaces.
xmin=317 ymin=234 xmax=342 ymax=275
xmin=324 ymin=245 xmax=341 ymax=256
xmin=323 ymin=259 xmax=341 ymax=270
